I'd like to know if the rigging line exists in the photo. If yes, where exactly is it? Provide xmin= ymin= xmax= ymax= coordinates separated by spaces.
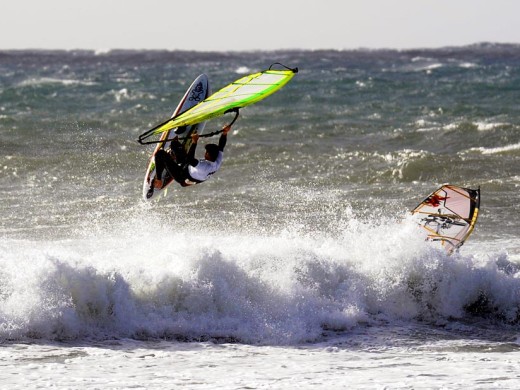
xmin=138 ymin=115 xmax=175 ymax=143
xmin=137 ymin=109 xmax=239 ymax=145
xmin=269 ymin=62 xmax=299 ymax=73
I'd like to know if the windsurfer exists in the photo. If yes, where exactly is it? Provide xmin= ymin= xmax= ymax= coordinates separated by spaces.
xmin=151 ymin=124 xmax=231 ymax=190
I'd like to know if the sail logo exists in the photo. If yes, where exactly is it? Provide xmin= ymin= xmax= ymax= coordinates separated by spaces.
xmin=424 ymin=194 xmax=448 ymax=207
xmin=189 ymin=82 xmax=205 ymax=102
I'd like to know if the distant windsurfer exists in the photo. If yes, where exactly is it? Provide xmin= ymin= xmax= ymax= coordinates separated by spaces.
xmin=150 ymin=125 xmax=231 ymax=192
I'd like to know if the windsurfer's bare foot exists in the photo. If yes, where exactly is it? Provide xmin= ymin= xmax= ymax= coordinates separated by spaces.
xmin=153 ymin=178 xmax=163 ymax=189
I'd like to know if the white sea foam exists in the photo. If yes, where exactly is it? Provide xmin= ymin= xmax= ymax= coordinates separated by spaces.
xmin=471 ymin=142 xmax=520 ymax=155
xmin=1 ymin=211 xmax=516 ymax=345
xmin=3 ymin=334 xmax=520 ymax=389
xmin=235 ymin=66 xmax=251 ymax=74
xmin=459 ymin=62 xmax=478 ymax=68
xmin=442 ymin=122 xmax=460 ymax=131
xmin=475 ymin=121 xmax=509 ymax=131
xmin=17 ymin=77 xmax=97 ymax=87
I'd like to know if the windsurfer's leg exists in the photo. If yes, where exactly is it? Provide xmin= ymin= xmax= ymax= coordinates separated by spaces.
xmin=155 ymin=150 xmax=184 ymax=184
xmin=154 ymin=150 xmax=168 ymax=180
xmin=169 ymin=137 xmax=188 ymax=165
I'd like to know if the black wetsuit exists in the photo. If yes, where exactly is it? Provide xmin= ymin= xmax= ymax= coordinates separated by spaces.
xmin=155 ymin=132 xmax=227 ymax=187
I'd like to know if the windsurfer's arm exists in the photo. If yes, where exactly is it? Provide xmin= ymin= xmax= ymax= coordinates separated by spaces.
xmin=187 ymin=132 xmax=199 ymax=166
xmin=219 ymin=125 xmax=231 ymax=151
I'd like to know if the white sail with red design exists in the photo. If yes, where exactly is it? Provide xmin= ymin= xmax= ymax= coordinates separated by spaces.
xmin=411 ymin=184 xmax=480 ymax=253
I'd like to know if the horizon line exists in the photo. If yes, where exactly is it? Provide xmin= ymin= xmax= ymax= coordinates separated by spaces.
xmin=0 ymin=42 xmax=519 ymax=54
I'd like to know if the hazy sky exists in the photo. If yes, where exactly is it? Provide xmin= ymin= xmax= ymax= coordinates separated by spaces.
xmin=2 ymin=0 xmax=519 ymax=51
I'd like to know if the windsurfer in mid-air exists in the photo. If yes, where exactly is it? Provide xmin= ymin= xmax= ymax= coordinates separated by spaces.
xmin=149 ymin=124 xmax=231 ymax=194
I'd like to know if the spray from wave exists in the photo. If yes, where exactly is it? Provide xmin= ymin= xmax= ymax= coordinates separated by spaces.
xmin=1 ymin=206 xmax=517 ymax=345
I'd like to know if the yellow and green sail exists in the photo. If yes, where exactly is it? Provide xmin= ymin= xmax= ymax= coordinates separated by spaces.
xmin=139 ymin=67 xmax=297 ymax=142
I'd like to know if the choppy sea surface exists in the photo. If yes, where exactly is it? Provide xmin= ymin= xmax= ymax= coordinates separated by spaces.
xmin=1 ymin=44 xmax=520 ymax=388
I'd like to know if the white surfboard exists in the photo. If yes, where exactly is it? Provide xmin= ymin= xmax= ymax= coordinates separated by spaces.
xmin=142 ymin=74 xmax=210 ymax=201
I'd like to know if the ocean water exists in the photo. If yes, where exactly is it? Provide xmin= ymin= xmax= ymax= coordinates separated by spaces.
xmin=1 ymin=44 xmax=520 ymax=388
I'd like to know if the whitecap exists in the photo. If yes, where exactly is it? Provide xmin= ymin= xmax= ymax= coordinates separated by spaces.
xmin=235 ymin=66 xmax=251 ymax=74
xmin=471 ymin=143 xmax=520 ymax=155
xmin=18 ymin=77 xmax=97 ymax=87
xmin=475 ymin=121 xmax=509 ymax=131
xmin=459 ymin=62 xmax=478 ymax=69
